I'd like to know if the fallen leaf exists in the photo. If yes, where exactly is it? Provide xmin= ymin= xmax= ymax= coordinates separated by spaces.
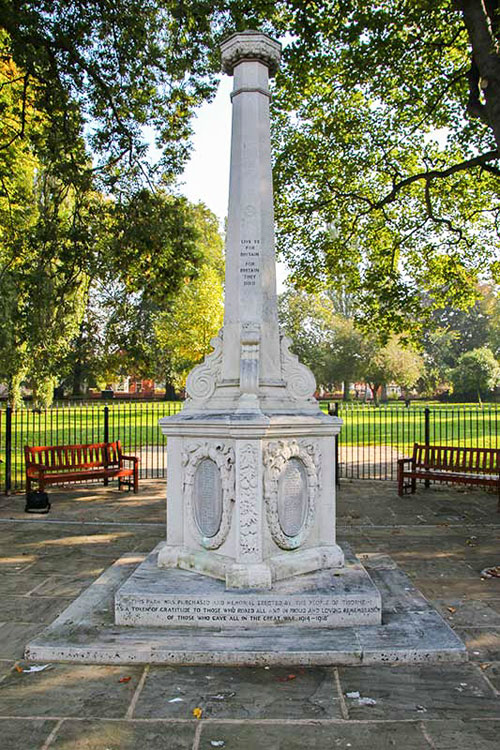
xmin=193 ymin=707 xmax=203 ymax=720
xmin=480 ymin=663 xmax=491 ymax=671
xmin=14 ymin=665 xmax=23 ymax=673
xmin=447 ymin=607 xmax=457 ymax=614
xmin=118 ymin=676 xmax=131 ymax=683
xmin=277 ymin=674 xmax=296 ymax=682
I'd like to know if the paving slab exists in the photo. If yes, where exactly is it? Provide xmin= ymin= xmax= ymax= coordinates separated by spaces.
xmin=197 ymin=720 xmax=431 ymax=749
xmin=423 ymin=719 xmax=500 ymax=749
xmin=0 ymin=622 xmax=46 ymax=659
xmin=482 ymin=662 xmax=500 ymax=691
xmin=133 ymin=665 xmax=340 ymax=719
xmin=338 ymin=663 xmax=499 ymax=719
xmin=48 ymin=719 xmax=196 ymax=749
xmin=454 ymin=627 xmax=500 ymax=661
xmin=0 ymin=664 xmax=143 ymax=718
xmin=434 ymin=599 xmax=500 ymax=627
xmin=1 ymin=595 xmax=73 ymax=623
xmin=0 ymin=718 xmax=58 ymax=750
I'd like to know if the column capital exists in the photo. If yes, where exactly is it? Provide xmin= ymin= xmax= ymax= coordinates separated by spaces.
xmin=220 ymin=30 xmax=281 ymax=77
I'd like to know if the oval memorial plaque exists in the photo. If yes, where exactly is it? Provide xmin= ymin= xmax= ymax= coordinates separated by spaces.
xmin=193 ymin=458 xmax=223 ymax=538
xmin=277 ymin=458 xmax=308 ymax=537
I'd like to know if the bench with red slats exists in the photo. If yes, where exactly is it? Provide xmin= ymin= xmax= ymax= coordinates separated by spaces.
xmin=397 ymin=443 xmax=500 ymax=511
xmin=24 ymin=440 xmax=139 ymax=494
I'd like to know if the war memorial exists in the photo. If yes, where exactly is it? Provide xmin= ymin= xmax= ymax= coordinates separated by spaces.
xmin=25 ymin=31 xmax=465 ymax=666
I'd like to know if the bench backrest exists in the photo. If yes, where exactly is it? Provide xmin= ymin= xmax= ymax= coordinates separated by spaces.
xmin=24 ymin=441 xmax=122 ymax=470
xmin=413 ymin=443 xmax=500 ymax=474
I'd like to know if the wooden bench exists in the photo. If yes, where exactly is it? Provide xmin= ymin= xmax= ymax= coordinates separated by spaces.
xmin=397 ymin=443 xmax=500 ymax=510
xmin=24 ymin=441 xmax=139 ymax=494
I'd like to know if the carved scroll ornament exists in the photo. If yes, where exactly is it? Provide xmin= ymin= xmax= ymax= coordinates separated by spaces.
xmin=185 ymin=331 xmax=223 ymax=402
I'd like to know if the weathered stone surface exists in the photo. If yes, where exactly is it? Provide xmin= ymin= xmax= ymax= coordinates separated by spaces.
xmin=454 ymin=627 xmax=500 ymax=661
xmin=0 ymin=664 xmax=143 ymax=718
xmin=198 ymin=722 xmax=431 ymax=749
xmin=25 ymin=551 xmax=466 ymax=666
xmin=423 ymin=720 xmax=500 ymax=749
xmin=133 ymin=665 xmax=341 ymax=719
xmin=0 ymin=623 xmax=44 ymax=659
xmin=115 ymin=544 xmax=381 ymax=628
xmin=338 ymin=663 xmax=499 ymax=719
xmin=0 ymin=718 xmax=57 ymax=750
xmin=49 ymin=719 xmax=196 ymax=749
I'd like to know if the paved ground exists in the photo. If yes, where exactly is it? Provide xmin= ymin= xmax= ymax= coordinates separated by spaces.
xmin=0 ymin=479 xmax=498 ymax=749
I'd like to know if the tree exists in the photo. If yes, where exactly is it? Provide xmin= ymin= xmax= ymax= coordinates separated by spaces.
xmin=268 ymin=1 xmax=500 ymax=334
xmin=364 ymin=336 xmax=425 ymax=404
xmin=451 ymin=347 xmax=500 ymax=400
xmin=0 ymin=43 xmax=94 ymax=406
xmin=62 ymin=202 xmax=224 ymax=396
xmin=0 ymin=1 xmax=225 ymax=188
xmin=153 ymin=205 xmax=224 ymax=391
xmin=0 ymin=39 xmax=210 ymax=406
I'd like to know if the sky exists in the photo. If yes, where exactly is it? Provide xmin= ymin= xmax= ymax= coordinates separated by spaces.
xmin=175 ymin=76 xmax=289 ymax=291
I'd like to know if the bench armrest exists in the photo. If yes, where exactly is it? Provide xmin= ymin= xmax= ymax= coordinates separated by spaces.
xmin=121 ymin=455 xmax=140 ymax=464
xmin=397 ymin=457 xmax=413 ymax=466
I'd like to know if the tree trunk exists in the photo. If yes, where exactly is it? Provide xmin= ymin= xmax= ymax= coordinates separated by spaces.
xmin=458 ymin=0 xmax=500 ymax=151
xmin=343 ymin=380 xmax=351 ymax=401
xmin=7 ymin=372 xmax=23 ymax=410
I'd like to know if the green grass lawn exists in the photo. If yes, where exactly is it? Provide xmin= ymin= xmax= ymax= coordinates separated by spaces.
xmin=1 ymin=400 xmax=498 ymax=491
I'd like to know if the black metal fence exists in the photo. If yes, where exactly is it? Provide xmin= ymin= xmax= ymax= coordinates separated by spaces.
xmin=0 ymin=401 xmax=183 ymax=494
xmin=333 ymin=402 xmax=500 ymax=481
xmin=1 ymin=401 xmax=499 ymax=493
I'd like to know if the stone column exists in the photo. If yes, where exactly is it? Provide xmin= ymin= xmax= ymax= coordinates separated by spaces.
xmin=220 ymin=31 xmax=283 ymax=409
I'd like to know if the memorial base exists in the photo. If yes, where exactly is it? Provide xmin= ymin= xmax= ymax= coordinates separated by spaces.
xmin=115 ymin=543 xmax=381 ymax=628
xmin=25 ymin=545 xmax=467 ymax=666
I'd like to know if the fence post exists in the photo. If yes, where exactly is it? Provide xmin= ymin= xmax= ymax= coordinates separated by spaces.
xmin=103 ymin=405 xmax=109 ymax=444
xmin=328 ymin=402 xmax=341 ymax=488
xmin=103 ymin=405 xmax=110 ymax=486
xmin=424 ymin=407 xmax=430 ymax=488
xmin=5 ymin=406 xmax=12 ymax=496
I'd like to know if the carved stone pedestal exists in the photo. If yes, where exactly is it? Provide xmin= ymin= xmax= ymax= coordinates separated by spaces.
xmin=156 ymin=411 xmax=344 ymax=590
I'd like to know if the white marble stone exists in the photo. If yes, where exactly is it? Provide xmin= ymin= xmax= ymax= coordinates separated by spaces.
xmin=116 ymin=544 xmax=381 ymax=628
xmin=157 ymin=31 xmax=345 ymax=590
xmin=25 ymin=549 xmax=467 ymax=666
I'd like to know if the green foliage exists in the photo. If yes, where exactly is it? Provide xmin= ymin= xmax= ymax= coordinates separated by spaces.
xmin=0 ymin=1 xmax=226 ymax=187
xmin=451 ymin=347 xmax=500 ymax=400
xmin=278 ymin=288 xmax=424 ymax=398
xmin=268 ymin=1 xmax=500 ymax=335
xmin=364 ymin=336 xmax=425 ymax=403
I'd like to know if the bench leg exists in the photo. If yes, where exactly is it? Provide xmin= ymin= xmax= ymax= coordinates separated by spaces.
xmin=104 ymin=477 xmax=109 ymax=487
xmin=133 ymin=467 xmax=139 ymax=494
xmin=26 ymin=477 xmax=32 ymax=495
xmin=411 ymin=477 xmax=417 ymax=494
xmin=397 ymin=466 xmax=404 ymax=497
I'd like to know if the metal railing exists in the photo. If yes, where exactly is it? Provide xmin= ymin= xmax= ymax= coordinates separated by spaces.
xmin=333 ymin=402 xmax=500 ymax=482
xmin=1 ymin=401 xmax=499 ymax=493
xmin=0 ymin=401 xmax=183 ymax=493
